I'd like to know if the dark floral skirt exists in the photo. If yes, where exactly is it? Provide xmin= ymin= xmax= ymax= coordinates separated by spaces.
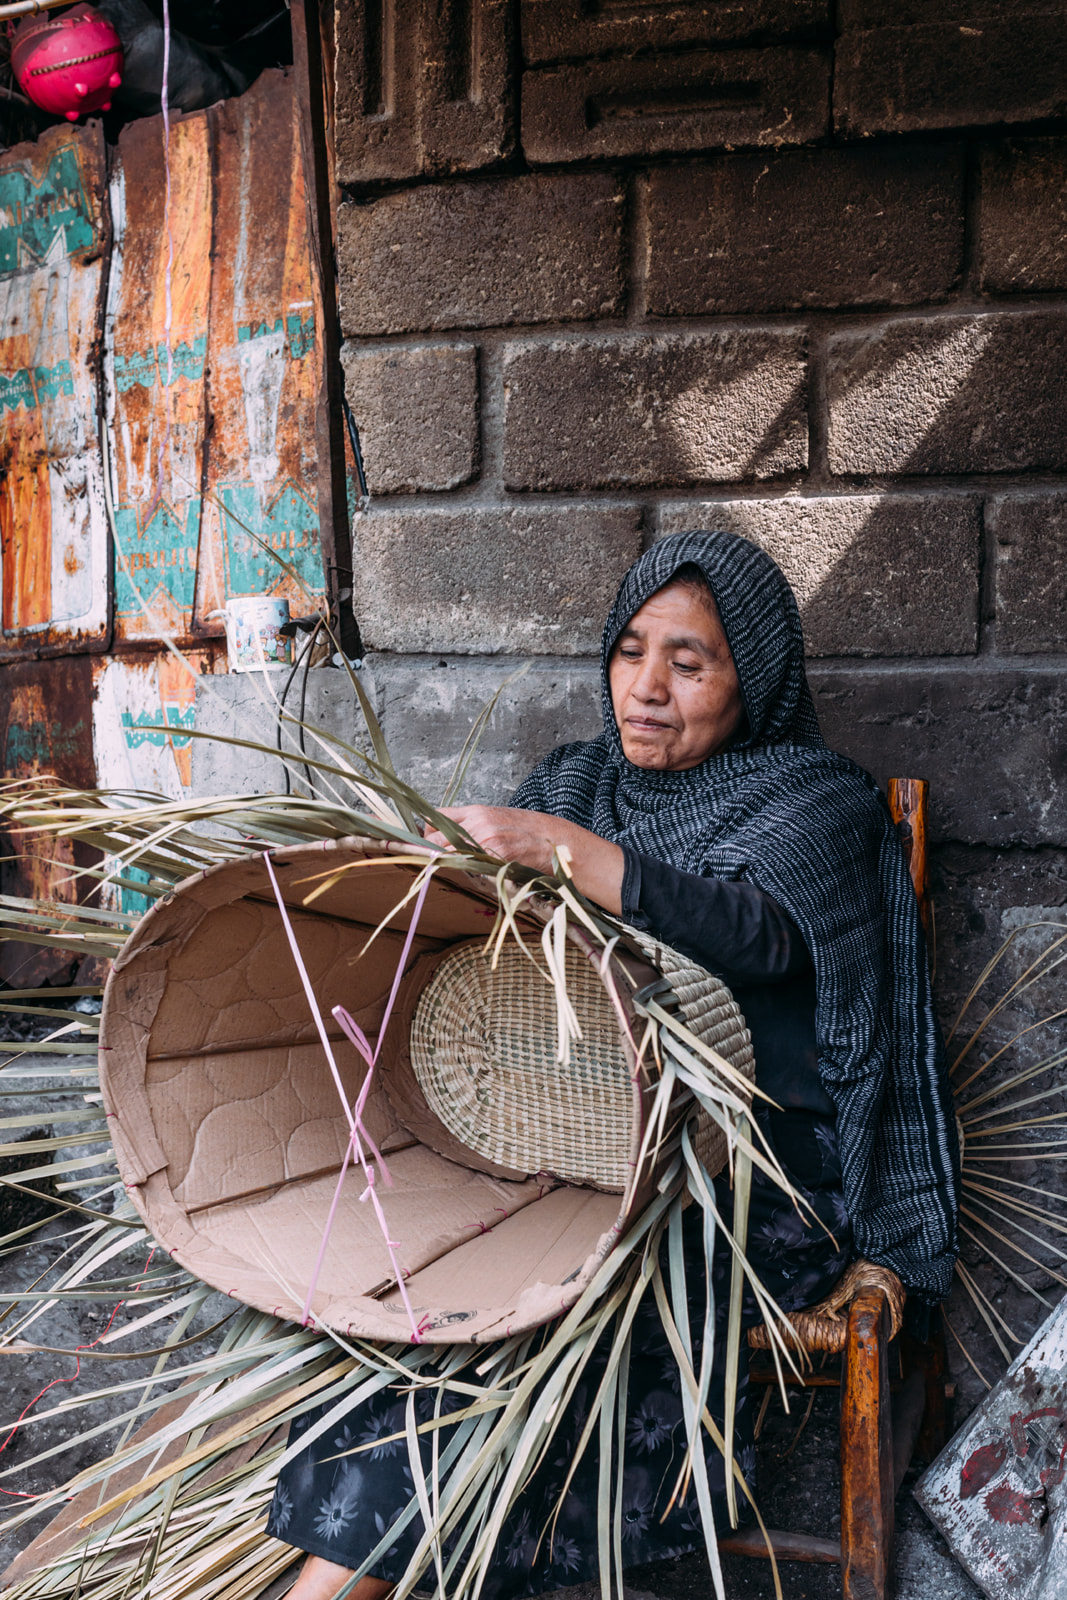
xmin=267 ymin=1115 xmax=851 ymax=1598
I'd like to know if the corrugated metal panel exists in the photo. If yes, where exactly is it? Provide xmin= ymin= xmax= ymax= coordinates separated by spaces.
xmin=0 ymin=66 xmax=335 ymax=969
xmin=0 ymin=123 xmax=110 ymax=659
xmin=0 ymin=69 xmax=328 ymax=662
xmin=105 ymin=111 xmax=213 ymax=641
xmin=91 ymin=646 xmax=225 ymax=916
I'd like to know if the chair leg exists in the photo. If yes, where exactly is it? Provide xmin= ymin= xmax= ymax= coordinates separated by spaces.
xmin=899 ymin=1319 xmax=949 ymax=1461
xmin=840 ymin=1287 xmax=895 ymax=1600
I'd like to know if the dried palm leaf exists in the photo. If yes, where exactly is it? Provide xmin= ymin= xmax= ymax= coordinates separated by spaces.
xmin=0 ymin=697 xmax=803 ymax=1600
xmin=943 ymin=917 xmax=1067 ymax=1385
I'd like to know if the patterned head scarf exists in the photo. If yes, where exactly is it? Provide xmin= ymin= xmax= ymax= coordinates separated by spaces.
xmin=600 ymin=529 xmax=822 ymax=752
xmin=513 ymin=531 xmax=959 ymax=1302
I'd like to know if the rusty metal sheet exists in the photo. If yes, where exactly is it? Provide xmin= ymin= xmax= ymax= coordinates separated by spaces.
xmin=91 ymin=647 xmax=223 ymax=916
xmin=91 ymin=647 xmax=221 ymax=798
xmin=917 ymin=1291 xmax=1067 ymax=1599
xmin=106 ymin=71 xmax=325 ymax=647
xmin=195 ymin=68 xmax=326 ymax=626
xmin=105 ymin=110 xmax=213 ymax=641
xmin=0 ymin=654 xmax=97 ymax=984
xmin=0 ymin=122 xmax=111 ymax=660
xmin=0 ymin=70 xmax=334 ymax=977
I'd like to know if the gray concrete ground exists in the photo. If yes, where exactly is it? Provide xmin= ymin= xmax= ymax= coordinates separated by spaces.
xmin=0 ymin=1052 xmax=984 ymax=1600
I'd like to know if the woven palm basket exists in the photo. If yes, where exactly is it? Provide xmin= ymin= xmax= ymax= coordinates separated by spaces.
xmin=99 ymin=840 xmax=753 ymax=1343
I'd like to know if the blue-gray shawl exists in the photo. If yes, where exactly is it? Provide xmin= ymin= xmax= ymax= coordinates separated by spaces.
xmin=511 ymin=531 xmax=959 ymax=1303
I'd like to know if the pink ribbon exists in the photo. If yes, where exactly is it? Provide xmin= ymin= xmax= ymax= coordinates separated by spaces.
xmin=263 ymin=853 xmax=434 ymax=1339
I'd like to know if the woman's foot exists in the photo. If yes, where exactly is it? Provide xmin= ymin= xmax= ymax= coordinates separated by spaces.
xmin=285 ymin=1555 xmax=393 ymax=1600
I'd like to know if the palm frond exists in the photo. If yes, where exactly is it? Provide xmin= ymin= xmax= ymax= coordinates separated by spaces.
xmin=0 ymin=723 xmax=802 ymax=1600
xmin=945 ymin=915 xmax=1067 ymax=1370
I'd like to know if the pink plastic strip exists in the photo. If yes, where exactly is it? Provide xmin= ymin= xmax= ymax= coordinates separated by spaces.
xmin=262 ymin=853 xmax=433 ymax=1338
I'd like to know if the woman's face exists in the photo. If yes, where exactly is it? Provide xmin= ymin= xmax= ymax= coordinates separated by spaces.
xmin=608 ymin=580 xmax=744 ymax=771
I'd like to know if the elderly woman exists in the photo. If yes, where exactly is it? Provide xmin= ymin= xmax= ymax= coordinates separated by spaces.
xmin=270 ymin=531 xmax=959 ymax=1600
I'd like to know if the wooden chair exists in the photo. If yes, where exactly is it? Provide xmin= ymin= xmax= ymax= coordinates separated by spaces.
xmin=718 ymin=778 xmax=951 ymax=1600
xmin=3 ymin=782 xmax=948 ymax=1600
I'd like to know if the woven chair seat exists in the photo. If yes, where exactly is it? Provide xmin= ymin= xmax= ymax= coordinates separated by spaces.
xmin=747 ymin=1257 xmax=906 ymax=1355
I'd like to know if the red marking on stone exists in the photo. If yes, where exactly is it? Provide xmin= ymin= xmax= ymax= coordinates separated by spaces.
xmin=960 ymin=1439 xmax=1009 ymax=1499
xmin=984 ymin=1484 xmax=1040 ymax=1526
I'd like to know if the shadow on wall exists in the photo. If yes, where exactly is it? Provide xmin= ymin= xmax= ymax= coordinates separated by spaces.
xmin=664 ymin=348 xmax=809 ymax=485
xmin=664 ymin=319 xmax=1067 ymax=1405
xmin=661 ymin=313 xmax=1067 ymax=849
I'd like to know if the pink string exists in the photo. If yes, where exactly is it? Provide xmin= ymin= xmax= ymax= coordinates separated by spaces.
xmin=262 ymin=854 xmax=433 ymax=1338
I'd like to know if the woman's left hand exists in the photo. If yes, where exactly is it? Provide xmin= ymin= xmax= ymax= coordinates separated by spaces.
xmin=424 ymin=806 xmax=625 ymax=915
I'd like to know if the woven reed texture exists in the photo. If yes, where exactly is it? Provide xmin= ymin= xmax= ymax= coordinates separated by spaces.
xmin=746 ymin=1258 xmax=906 ymax=1354
xmin=411 ymin=940 xmax=633 ymax=1189
xmin=409 ymin=934 xmax=755 ymax=1192
xmin=628 ymin=931 xmax=756 ymax=1181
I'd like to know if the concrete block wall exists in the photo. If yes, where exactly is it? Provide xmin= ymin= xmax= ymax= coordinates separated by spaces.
xmin=335 ymin=0 xmax=1066 ymax=828
xmin=326 ymin=0 xmax=1067 ymax=1388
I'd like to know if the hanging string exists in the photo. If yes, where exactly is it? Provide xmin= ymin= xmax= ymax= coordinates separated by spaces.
xmin=160 ymin=0 xmax=173 ymax=391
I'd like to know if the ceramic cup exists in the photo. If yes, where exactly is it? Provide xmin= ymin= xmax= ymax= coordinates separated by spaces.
xmin=223 ymin=595 xmax=291 ymax=673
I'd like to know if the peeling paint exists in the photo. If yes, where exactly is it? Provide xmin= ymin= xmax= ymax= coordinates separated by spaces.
xmin=0 ymin=70 xmax=330 ymax=970
xmin=919 ymin=1292 xmax=1067 ymax=1599
xmin=0 ymin=123 xmax=109 ymax=655
xmin=0 ymin=141 xmax=96 ymax=275
xmin=106 ymin=110 xmax=212 ymax=642
xmin=92 ymin=650 xmax=209 ymax=798
xmin=196 ymin=71 xmax=326 ymax=622
xmin=0 ymin=658 xmax=96 ymax=983
xmin=103 ymin=70 xmax=326 ymax=642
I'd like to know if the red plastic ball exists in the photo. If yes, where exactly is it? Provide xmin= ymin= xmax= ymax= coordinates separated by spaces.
xmin=12 ymin=4 xmax=124 ymax=122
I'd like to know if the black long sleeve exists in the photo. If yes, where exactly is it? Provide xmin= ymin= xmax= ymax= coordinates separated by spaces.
xmin=620 ymin=848 xmax=812 ymax=988
xmin=620 ymin=847 xmax=836 ymax=1131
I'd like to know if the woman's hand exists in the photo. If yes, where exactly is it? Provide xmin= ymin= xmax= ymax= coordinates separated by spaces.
xmin=424 ymin=806 xmax=625 ymax=915
xmin=423 ymin=806 xmax=568 ymax=875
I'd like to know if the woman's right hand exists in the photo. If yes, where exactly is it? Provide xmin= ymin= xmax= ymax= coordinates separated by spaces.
xmin=423 ymin=806 xmax=625 ymax=915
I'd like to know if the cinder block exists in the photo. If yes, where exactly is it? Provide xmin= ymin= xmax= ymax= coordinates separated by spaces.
xmin=647 ymin=146 xmax=963 ymax=316
xmin=341 ymin=343 xmax=478 ymax=494
xmin=521 ymin=0 xmax=828 ymax=64
xmin=835 ymin=20 xmax=1067 ymax=138
xmin=503 ymin=332 xmax=808 ymax=491
xmin=194 ymin=652 xmax=603 ymax=808
xmin=335 ymin=0 xmax=513 ymax=183
xmin=990 ymin=494 xmax=1067 ymax=654
xmin=338 ymin=174 xmax=625 ymax=337
xmin=522 ymin=48 xmax=829 ymax=164
xmin=827 ymin=313 xmax=1067 ymax=476
xmin=352 ymin=505 xmax=642 ymax=653
xmin=658 ymin=496 xmax=980 ymax=656
xmin=192 ymin=669 xmax=376 ymax=799
xmin=811 ymin=664 xmax=1067 ymax=847
xmin=417 ymin=0 xmax=513 ymax=176
xmin=193 ymin=659 xmax=1067 ymax=848
xmin=366 ymin=654 xmax=603 ymax=805
xmin=978 ymin=139 xmax=1067 ymax=294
